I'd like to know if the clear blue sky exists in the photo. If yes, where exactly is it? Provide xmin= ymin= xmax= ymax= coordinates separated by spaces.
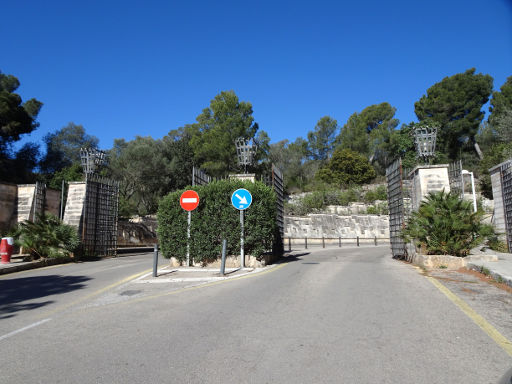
xmin=3 ymin=0 xmax=512 ymax=150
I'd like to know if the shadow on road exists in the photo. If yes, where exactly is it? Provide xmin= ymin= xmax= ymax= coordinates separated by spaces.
xmin=0 ymin=275 xmax=91 ymax=319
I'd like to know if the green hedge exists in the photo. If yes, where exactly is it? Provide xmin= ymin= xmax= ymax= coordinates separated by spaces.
xmin=157 ymin=180 xmax=277 ymax=264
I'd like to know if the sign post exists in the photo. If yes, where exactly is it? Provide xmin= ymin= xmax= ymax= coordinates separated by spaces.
xmin=231 ymin=188 xmax=252 ymax=268
xmin=180 ymin=190 xmax=200 ymax=266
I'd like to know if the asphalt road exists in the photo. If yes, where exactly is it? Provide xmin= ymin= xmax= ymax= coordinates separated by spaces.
xmin=1 ymin=246 xmax=511 ymax=383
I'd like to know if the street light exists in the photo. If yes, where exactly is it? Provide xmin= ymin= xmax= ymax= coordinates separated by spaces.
xmin=80 ymin=148 xmax=106 ymax=175
xmin=235 ymin=137 xmax=257 ymax=174
xmin=461 ymin=169 xmax=477 ymax=212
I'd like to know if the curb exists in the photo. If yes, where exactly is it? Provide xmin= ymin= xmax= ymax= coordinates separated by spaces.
xmin=0 ymin=256 xmax=73 ymax=275
xmin=466 ymin=262 xmax=512 ymax=289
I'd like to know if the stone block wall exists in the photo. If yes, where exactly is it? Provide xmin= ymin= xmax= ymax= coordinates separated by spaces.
xmin=63 ymin=182 xmax=87 ymax=229
xmin=17 ymin=184 xmax=36 ymax=222
xmin=284 ymin=214 xmax=389 ymax=243
xmin=490 ymin=167 xmax=506 ymax=236
xmin=409 ymin=165 xmax=450 ymax=211
xmin=0 ymin=183 xmax=17 ymax=233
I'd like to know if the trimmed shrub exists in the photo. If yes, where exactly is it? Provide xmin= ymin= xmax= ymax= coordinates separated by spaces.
xmin=157 ymin=180 xmax=277 ymax=264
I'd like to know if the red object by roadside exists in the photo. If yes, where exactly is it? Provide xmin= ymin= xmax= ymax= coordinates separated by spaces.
xmin=0 ymin=237 xmax=13 ymax=264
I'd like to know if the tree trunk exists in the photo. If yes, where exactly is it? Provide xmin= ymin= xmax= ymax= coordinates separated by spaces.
xmin=474 ymin=141 xmax=483 ymax=160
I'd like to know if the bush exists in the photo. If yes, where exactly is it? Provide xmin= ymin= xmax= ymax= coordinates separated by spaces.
xmin=402 ymin=190 xmax=494 ymax=257
xmin=12 ymin=214 xmax=80 ymax=259
xmin=157 ymin=180 xmax=277 ymax=264
xmin=317 ymin=148 xmax=376 ymax=186
xmin=364 ymin=185 xmax=387 ymax=203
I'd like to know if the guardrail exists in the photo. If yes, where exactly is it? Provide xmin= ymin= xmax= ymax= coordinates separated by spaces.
xmin=284 ymin=236 xmax=389 ymax=251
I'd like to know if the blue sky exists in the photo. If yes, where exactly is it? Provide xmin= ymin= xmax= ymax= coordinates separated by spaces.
xmin=3 ymin=0 xmax=512 ymax=151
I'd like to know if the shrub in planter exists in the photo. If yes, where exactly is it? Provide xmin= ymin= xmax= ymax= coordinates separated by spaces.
xmin=157 ymin=180 xmax=277 ymax=264
xmin=402 ymin=190 xmax=494 ymax=257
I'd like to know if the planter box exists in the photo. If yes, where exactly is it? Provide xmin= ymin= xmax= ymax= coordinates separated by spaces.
xmin=411 ymin=254 xmax=467 ymax=270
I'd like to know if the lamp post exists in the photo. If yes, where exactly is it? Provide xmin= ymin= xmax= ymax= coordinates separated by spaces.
xmin=235 ymin=137 xmax=257 ymax=174
xmin=80 ymin=148 xmax=106 ymax=176
xmin=413 ymin=125 xmax=437 ymax=163
xmin=462 ymin=169 xmax=477 ymax=212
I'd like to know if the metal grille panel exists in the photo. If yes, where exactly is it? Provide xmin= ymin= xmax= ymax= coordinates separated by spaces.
xmin=82 ymin=174 xmax=119 ymax=257
xmin=192 ymin=166 xmax=213 ymax=186
xmin=33 ymin=182 xmax=46 ymax=221
xmin=449 ymin=160 xmax=463 ymax=197
xmin=272 ymin=165 xmax=284 ymax=238
xmin=501 ymin=160 xmax=512 ymax=252
xmin=386 ymin=158 xmax=407 ymax=259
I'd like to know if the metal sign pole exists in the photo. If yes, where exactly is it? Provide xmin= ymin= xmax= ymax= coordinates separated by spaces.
xmin=187 ymin=211 xmax=191 ymax=266
xmin=240 ymin=210 xmax=245 ymax=268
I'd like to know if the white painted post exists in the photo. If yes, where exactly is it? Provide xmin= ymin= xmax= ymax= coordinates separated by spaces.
xmin=186 ymin=211 xmax=191 ymax=266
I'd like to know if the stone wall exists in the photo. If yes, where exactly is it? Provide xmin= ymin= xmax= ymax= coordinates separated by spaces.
xmin=284 ymin=214 xmax=389 ymax=243
xmin=409 ymin=165 xmax=450 ymax=211
xmin=490 ymin=166 xmax=506 ymax=236
xmin=45 ymin=189 xmax=61 ymax=217
xmin=0 ymin=183 xmax=17 ymax=233
xmin=63 ymin=182 xmax=87 ymax=229
xmin=118 ymin=216 xmax=158 ymax=246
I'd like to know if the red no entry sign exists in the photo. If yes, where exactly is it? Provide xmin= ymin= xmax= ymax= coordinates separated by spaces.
xmin=180 ymin=190 xmax=200 ymax=211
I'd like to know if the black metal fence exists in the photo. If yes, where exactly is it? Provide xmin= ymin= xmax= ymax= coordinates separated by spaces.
xmin=386 ymin=158 xmax=409 ymax=259
xmin=500 ymin=160 xmax=512 ymax=252
xmin=449 ymin=160 xmax=463 ymax=197
xmin=81 ymin=174 xmax=119 ymax=257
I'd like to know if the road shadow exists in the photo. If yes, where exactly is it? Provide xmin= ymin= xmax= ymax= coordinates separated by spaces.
xmin=0 ymin=275 xmax=91 ymax=319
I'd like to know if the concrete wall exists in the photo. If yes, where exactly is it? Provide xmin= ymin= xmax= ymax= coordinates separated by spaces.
xmin=490 ymin=168 xmax=506 ymax=236
xmin=17 ymin=184 xmax=36 ymax=222
xmin=63 ymin=182 xmax=86 ymax=229
xmin=284 ymin=214 xmax=389 ymax=243
xmin=45 ymin=188 xmax=61 ymax=217
xmin=409 ymin=165 xmax=450 ymax=211
xmin=0 ymin=183 xmax=17 ymax=233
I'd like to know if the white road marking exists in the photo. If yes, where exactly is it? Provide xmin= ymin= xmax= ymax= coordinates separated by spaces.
xmin=0 ymin=318 xmax=52 ymax=342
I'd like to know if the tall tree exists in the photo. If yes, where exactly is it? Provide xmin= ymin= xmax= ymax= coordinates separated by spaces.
xmin=307 ymin=116 xmax=338 ymax=161
xmin=108 ymin=136 xmax=172 ymax=216
xmin=488 ymin=76 xmax=512 ymax=128
xmin=187 ymin=91 xmax=259 ymax=177
xmin=335 ymin=103 xmax=399 ymax=170
xmin=0 ymin=71 xmax=42 ymax=153
xmin=414 ymin=68 xmax=493 ymax=160
xmin=40 ymin=122 xmax=99 ymax=174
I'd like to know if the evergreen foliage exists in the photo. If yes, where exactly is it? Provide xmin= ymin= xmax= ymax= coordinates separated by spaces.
xmin=402 ymin=190 xmax=494 ymax=257
xmin=157 ymin=180 xmax=276 ymax=264
xmin=317 ymin=148 xmax=376 ymax=186
xmin=11 ymin=214 xmax=80 ymax=260
xmin=414 ymin=68 xmax=493 ymax=160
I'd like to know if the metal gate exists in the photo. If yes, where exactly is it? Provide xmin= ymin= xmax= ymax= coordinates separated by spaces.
xmin=386 ymin=158 xmax=409 ymax=259
xmin=500 ymin=160 xmax=512 ymax=252
xmin=448 ymin=160 xmax=463 ymax=197
xmin=82 ymin=174 xmax=120 ymax=257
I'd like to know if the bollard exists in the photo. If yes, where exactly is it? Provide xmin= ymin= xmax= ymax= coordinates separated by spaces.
xmin=322 ymin=237 xmax=325 ymax=248
xmin=339 ymin=236 xmax=341 ymax=247
xmin=153 ymin=244 xmax=158 ymax=277
xmin=374 ymin=236 xmax=377 ymax=246
xmin=357 ymin=236 xmax=360 ymax=247
xmin=288 ymin=237 xmax=291 ymax=252
xmin=220 ymin=239 xmax=227 ymax=276
xmin=305 ymin=237 xmax=308 ymax=249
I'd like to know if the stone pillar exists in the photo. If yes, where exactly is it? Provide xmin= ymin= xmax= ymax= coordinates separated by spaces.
xmin=489 ymin=162 xmax=507 ymax=239
xmin=408 ymin=165 xmax=451 ymax=211
xmin=63 ymin=182 xmax=87 ymax=230
xmin=17 ymin=184 xmax=37 ymax=222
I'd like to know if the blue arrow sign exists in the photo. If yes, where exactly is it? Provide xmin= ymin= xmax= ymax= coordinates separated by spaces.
xmin=231 ymin=188 xmax=252 ymax=210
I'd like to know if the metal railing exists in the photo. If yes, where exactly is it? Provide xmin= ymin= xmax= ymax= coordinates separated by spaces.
xmin=283 ymin=236 xmax=389 ymax=251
